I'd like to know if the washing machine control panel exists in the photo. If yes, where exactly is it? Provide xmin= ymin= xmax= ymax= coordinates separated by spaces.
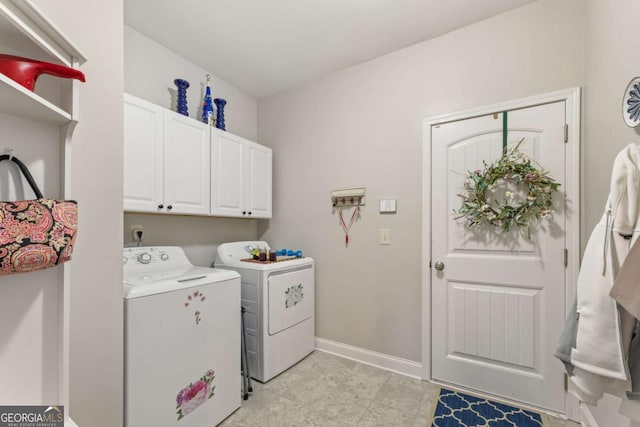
xmin=134 ymin=253 xmax=149 ymax=264
xmin=123 ymin=250 xmax=166 ymax=265
xmin=123 ymin=247 xmax=190 ymax=272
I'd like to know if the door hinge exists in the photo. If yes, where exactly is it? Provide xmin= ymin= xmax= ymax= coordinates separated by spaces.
xmin=564 ymin=248 xmax=568 ymax=267
xmin=564 ymin=124 xmax=568 ymax=143
xmin=564 ymin=373 xmax=568 ymax=391
xmin=429 ymin=260 xmax=432 ymax=269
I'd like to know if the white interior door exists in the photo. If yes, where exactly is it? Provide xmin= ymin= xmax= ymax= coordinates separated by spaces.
xmin=431 ymin=101 xmax=566 ymax=412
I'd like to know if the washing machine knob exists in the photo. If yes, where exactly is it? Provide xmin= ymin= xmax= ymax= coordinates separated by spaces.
xmin=137 ymin=252 xmax=152 ymax=264
xmin=160 ymin=253 xmax=169 ymax=261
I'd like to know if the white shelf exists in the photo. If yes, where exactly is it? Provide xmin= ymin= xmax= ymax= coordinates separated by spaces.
xmin=0 ymin=0 xmax=85 ymax=420
xmin=0 ymin=73 xmax=71 ymax=124
xmin=0 ymin=0 xmax=86 ymax=66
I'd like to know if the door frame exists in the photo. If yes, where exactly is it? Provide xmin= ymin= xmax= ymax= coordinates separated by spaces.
xmin=421 ymin=87 xmax=581 ymax=418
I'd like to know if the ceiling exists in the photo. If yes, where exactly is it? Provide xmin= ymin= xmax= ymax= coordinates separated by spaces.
xmin=125 ymin=0 xmax=536 ymax=99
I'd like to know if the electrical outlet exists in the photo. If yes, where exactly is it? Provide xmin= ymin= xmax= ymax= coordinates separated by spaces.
xmin=130 ymin=225 xmax=143 ymax=242
xmin=380 ymin=229 xmax=391 ymax=245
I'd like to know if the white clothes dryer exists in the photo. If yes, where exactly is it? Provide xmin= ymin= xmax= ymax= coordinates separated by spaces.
xmin=124 ymin=246 xmax=240 ymax=427
xmin=215 ymin=241 xmax=315 ymax=382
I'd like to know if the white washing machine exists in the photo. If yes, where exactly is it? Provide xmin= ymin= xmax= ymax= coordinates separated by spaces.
xmin=124 ymin=246 xmax=241 ymax=427
xmin=215 ymin=241 xmax=315 ymax=382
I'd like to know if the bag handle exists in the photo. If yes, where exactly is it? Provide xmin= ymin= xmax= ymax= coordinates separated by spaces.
xmin=0 ymin=154 xmax=44 ymax=199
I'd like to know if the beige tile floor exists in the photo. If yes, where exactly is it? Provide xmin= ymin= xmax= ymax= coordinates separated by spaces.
xmin=220 ymin=351 xmax=581 ymax=427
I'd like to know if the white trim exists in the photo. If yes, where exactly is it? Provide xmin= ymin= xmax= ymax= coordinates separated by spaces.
xmin=315 ymin=337 xmax=422 ymax=379
xmin=421 ymin=87 xmax=582 ymax=414
xmin=0 ymin=0 xmax=87 ymax=64
xmin=580 ymin=404 xmax=599 ymax=427
xmin=421 ymin=116 xmax=433 ymax=381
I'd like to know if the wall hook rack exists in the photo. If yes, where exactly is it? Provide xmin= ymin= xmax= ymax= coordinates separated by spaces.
xmin=331 ymin=187 xmax=366 ymax=207
xmin=331 ymin=187 xmax=365 ymax=247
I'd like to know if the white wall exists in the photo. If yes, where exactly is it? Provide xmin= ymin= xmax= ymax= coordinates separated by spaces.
xmin=10 ymin=1 xmax=634 ymax=425
xmin=123 ymin=26 xmax=260 ymax=264
xmin=258 ymin=0 xmax=584 ymax=362
xmin=32 ymin=1 xmax=125 ymax=426
xmin=124 ymin=25 xmax=257 ymax=141
xmin=582 ymin=0 xmax=640 ymax=425
xmin=124 ymin=214 xmax=257 ymax=267
xmin=0 ymin=115 xmax=63 ymax=405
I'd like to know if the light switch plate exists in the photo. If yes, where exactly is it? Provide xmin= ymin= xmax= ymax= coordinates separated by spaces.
xmin=380 ymin=229 xmax=391 ymax=245
xmin=379 ymin=199 xmax=397 ymax=213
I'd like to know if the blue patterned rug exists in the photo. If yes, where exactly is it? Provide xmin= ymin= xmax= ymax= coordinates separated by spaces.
xmin=429 ymin=388 xmax=547 ymax=427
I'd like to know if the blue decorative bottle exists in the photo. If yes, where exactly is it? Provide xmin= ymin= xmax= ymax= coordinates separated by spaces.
xmin=202 ymin=74 xmax=214 ymax=125
xmin=214 ymin=98 xmax=227 ymax=131
xmin=174 ymin=78 xmax=189 ymax=116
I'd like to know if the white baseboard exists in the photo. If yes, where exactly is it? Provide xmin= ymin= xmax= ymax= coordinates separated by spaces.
xmin=315 ymin=337 xmax=423 ymax=379
xmin=580 ymin=404 xmax=598 ymax=427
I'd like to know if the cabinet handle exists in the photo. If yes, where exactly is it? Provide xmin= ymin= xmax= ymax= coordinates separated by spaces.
xmin=242 ymin=211 xmax=246 ymax=215
xmin=167 ymin=205 xmax=173 ymax=210
xmin=158 ymin=204 xmax=164 ymax=209
xmin=248 ymin=211 xmax=252 ymax=215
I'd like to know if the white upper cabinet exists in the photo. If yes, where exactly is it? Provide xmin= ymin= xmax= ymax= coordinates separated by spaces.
xmin=210 ymin=130 xmax=245 ymax=216
xmin=163 ymin=110 xmax=211 ymax=215
xmin=124 ymin=94 xmax=271 ymax=219
xmin=245 ymin=141 xmax=272 ymax=218
xmin=211 ymin=128 xmax=272 ymax=218
xmin=123 ymin=94 xmax=164 ymax=212
xmin=124 ymin=93 xmax=210 ymax=215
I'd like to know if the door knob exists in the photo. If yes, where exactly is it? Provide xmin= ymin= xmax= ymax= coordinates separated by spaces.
xmin=434 ymin=261 xmax=445 ymax=271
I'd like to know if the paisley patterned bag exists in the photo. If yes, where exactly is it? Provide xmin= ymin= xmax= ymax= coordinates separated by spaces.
xmin=0 ymin=155 xmax=77 ymax=275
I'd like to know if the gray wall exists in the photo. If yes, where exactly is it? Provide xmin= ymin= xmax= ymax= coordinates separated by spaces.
xmin=33 ymin=1 xmax=125 ymax=426
xmin=123 ymin=26 xmax=261 ymax=265
xmin=583 ymin=1 xmax=640 ymax=425
xmin=257 ymin=0 xmax=584 ymax=362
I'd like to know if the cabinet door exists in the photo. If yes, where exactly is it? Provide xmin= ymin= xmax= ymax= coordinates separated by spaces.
xmin=245 ymin=141 xmax=272 ymax=218
xmin=210 ymin=130 xmax=245 ymax=217
xmin=163 ymin=110 xmax=211 ymax=215
xmin=123 ymin=94 xmax=164 ymax=212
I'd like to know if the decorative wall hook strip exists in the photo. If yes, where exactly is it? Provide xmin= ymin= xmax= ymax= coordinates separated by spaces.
xmin=330 ymin=187 xmax=366 ymax=207
xmin=331 ymin=195 xmax=363 ymax=207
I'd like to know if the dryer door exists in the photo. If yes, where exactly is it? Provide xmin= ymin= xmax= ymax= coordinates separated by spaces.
xmin=268 ymin=265 xmax=314 ymax=335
